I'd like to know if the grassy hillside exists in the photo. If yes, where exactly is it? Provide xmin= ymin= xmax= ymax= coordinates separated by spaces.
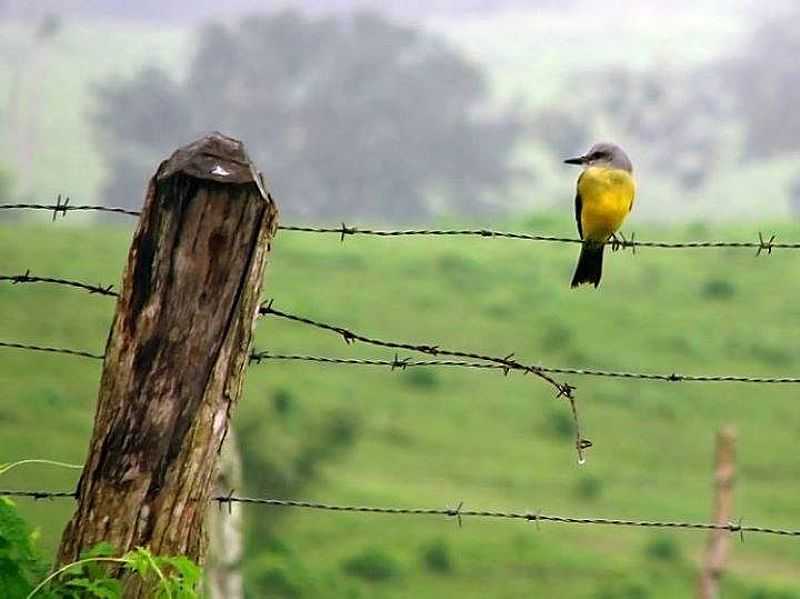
xmin=1 ymin=213 xmax=799 ymax=597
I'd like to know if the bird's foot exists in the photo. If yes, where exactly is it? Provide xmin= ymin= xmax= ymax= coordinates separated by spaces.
xmin=610 ymin=232 xmax=635 ymax=254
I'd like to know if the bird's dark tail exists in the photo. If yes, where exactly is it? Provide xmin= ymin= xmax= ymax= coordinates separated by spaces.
xmin=571 ymin=242 xmax=605 ymax=288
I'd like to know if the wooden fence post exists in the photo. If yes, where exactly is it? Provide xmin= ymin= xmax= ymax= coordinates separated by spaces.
xmin=697 ymin=426 xmax=736 ymax=599
xmin=207 ymin=429 xmax=244 ymax=599
xmin=56 ymin=133 xmax=278 ymax=596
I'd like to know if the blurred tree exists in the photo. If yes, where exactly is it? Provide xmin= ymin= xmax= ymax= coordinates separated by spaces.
xmin=789 ymin=175 xmax=800 ymax=219
xmin=532 ymin=66 xmax=732 ymax=191
xmin=92 ymin=11 xmax=525 ymax=222
xmin=0 ymin=163 xmax=13 ymax=200
xmin=4 ymin=13 xmax=62 ymax=197
xmin=722 ymin=7 xmax=800 ymax=159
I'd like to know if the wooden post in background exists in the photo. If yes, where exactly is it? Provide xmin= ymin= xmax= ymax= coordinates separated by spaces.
xmin=207 ymin=429 xmax=244 ymax=599
xmin=57 ymin=133 xmax=278 ymax=596
xmin=697 ymin=426 xmax=736 ymax=599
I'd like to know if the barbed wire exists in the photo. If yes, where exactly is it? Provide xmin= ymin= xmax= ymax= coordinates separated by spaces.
xmin=2 ymin=265 xmax=799 ymax=387
xmin=0 ymin=271 xmax=117 ymax=296
xmin=259 ymin=301 xmax=574 ymax=396
xmin=6 ymin=271 xmax=800 ymax=463
xmin=257 ymin=304 xmax=800 ymax=385
xmin=258 ymin=300 xmax=590 ymax=464
xmin=0 ymin=269 xmax=587 ymax=461
xmin=1 ymin=488 xmax=797 ymax=539
xmin=0 ymin=341 xmax=104 ymax=361
xmin=0 ymin=196 xmax=141 ymax=219
xmin=1 ymin=268 xmax=799 ymax=388
xmin=1 ymin=201 xmax=796 ymax=253
xmin=248 ymin=351 xmax=800 ymax=384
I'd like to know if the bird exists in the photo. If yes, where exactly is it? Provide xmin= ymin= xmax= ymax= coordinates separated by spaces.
xmin=564 ymin=142 xmax=636 ymax=288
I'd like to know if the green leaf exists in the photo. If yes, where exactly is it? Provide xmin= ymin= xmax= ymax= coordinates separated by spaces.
xmin=158 ymin=555 xmax=201 ymax=586
xmin=82 ymin=542 xmax=116 ymax=559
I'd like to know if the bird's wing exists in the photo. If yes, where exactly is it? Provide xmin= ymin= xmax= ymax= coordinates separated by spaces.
xmin=574 ymin=174 xmax=584 ymax=239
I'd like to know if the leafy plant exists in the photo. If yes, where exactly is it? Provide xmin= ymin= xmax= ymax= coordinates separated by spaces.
xmin=0 ymin=498 xmax=49 ymax=598
xmin=0 ymin=462 xmax=202 ymax=598
xmin=28 ymin=544 xmax=202 ymax=599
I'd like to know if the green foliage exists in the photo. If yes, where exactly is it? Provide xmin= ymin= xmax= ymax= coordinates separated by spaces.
xmin=702 ymin=278 xmax=737 ymax=300
xmin=341 ymin=547 xmax=401 ymax=582
xmin=546 ymin=408 xmax=574 ymax=439
xmin=125 ymin=549 xmax=202 ymax=598
xmin=0 ymin=499 xmax=48 ymax=598
xmin=419 ymin=539 xmax=453 ymax=574
xmin=272 ymin=388 xmax=296 ymax=417
xmin=30 ymin=545 xmax=202 ymax=599
xmin=0 ymin=499 xmax=201 ymax=599
xmin=593 ymin=576 xmax=651 ymax=599
xmin=575 ymin=475 xmax=604 ymax=501
xmin=245 ymin=540 xmax=317 ymax=598
xmin=644 ymin=536 xmax=681 ymax=562
xmin=401 ymin=369 xmax=440 ymax=390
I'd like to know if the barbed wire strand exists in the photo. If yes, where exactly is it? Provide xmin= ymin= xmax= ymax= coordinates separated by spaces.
xmin=258 ymin=300 xmax=589 ymax=459
xmin=6 ymin=272 xmax=800 ymax=462
xmin=256 ymin=306 xmax=800 ymax=384
xmin=250 ymin=352 xmax=800 ymax=383
xmin=1 ymin=489 xmax=797 ymax=538
xmin=1 ymin=201 xmax=795 ymax=253
xmin=259 ymin=302 xmax=573 ymax=395
xmin=0 ymin=341 xmax=104 ymax=361
xmin=0 ymin=271 xmax=117 ymax=297
xmin=0 ymin=197 xmax=141 ymax=219
xmin=2 ymin=328 xmax=800 ymax=386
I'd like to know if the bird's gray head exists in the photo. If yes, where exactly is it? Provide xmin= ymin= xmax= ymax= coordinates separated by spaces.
xmin=564 ymin=142 xmax=633 ymax=173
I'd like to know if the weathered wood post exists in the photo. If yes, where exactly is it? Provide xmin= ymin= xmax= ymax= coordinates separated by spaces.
xmin=697 ymin=426 xmax=736 ymax=599
xmin=57 ymin=133 xmax=278 ymax=596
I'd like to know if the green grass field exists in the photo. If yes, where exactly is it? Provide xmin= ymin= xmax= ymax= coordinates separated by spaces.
xmin=2 ymin=213 xmax=799 ymax=597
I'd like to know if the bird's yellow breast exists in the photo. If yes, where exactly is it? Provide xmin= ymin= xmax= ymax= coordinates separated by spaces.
xmin=578 ymin=167 xmax=636 ymax=242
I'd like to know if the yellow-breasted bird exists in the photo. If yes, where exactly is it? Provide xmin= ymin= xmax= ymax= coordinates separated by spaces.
xmin=564 ymin=142 xmax=636 ymax=288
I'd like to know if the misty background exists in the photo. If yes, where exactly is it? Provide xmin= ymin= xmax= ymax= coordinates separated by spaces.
xmin=4 ymin=3 xmax=800 ymax=598
xmin=2 ymin=0 xmax=800 ymax=223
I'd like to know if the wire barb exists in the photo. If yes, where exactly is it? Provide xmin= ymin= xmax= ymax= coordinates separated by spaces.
xmin=756 ymin=232 xmax=776 ymax=256
xmin=52 ymin=194 xmax=70 ymax=221
xmin=447 ymin=501 xmax=465 ymax=528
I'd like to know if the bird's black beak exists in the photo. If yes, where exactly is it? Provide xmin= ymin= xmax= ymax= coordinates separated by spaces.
xmin=563 ymin=155 xmax=586 ymax=166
